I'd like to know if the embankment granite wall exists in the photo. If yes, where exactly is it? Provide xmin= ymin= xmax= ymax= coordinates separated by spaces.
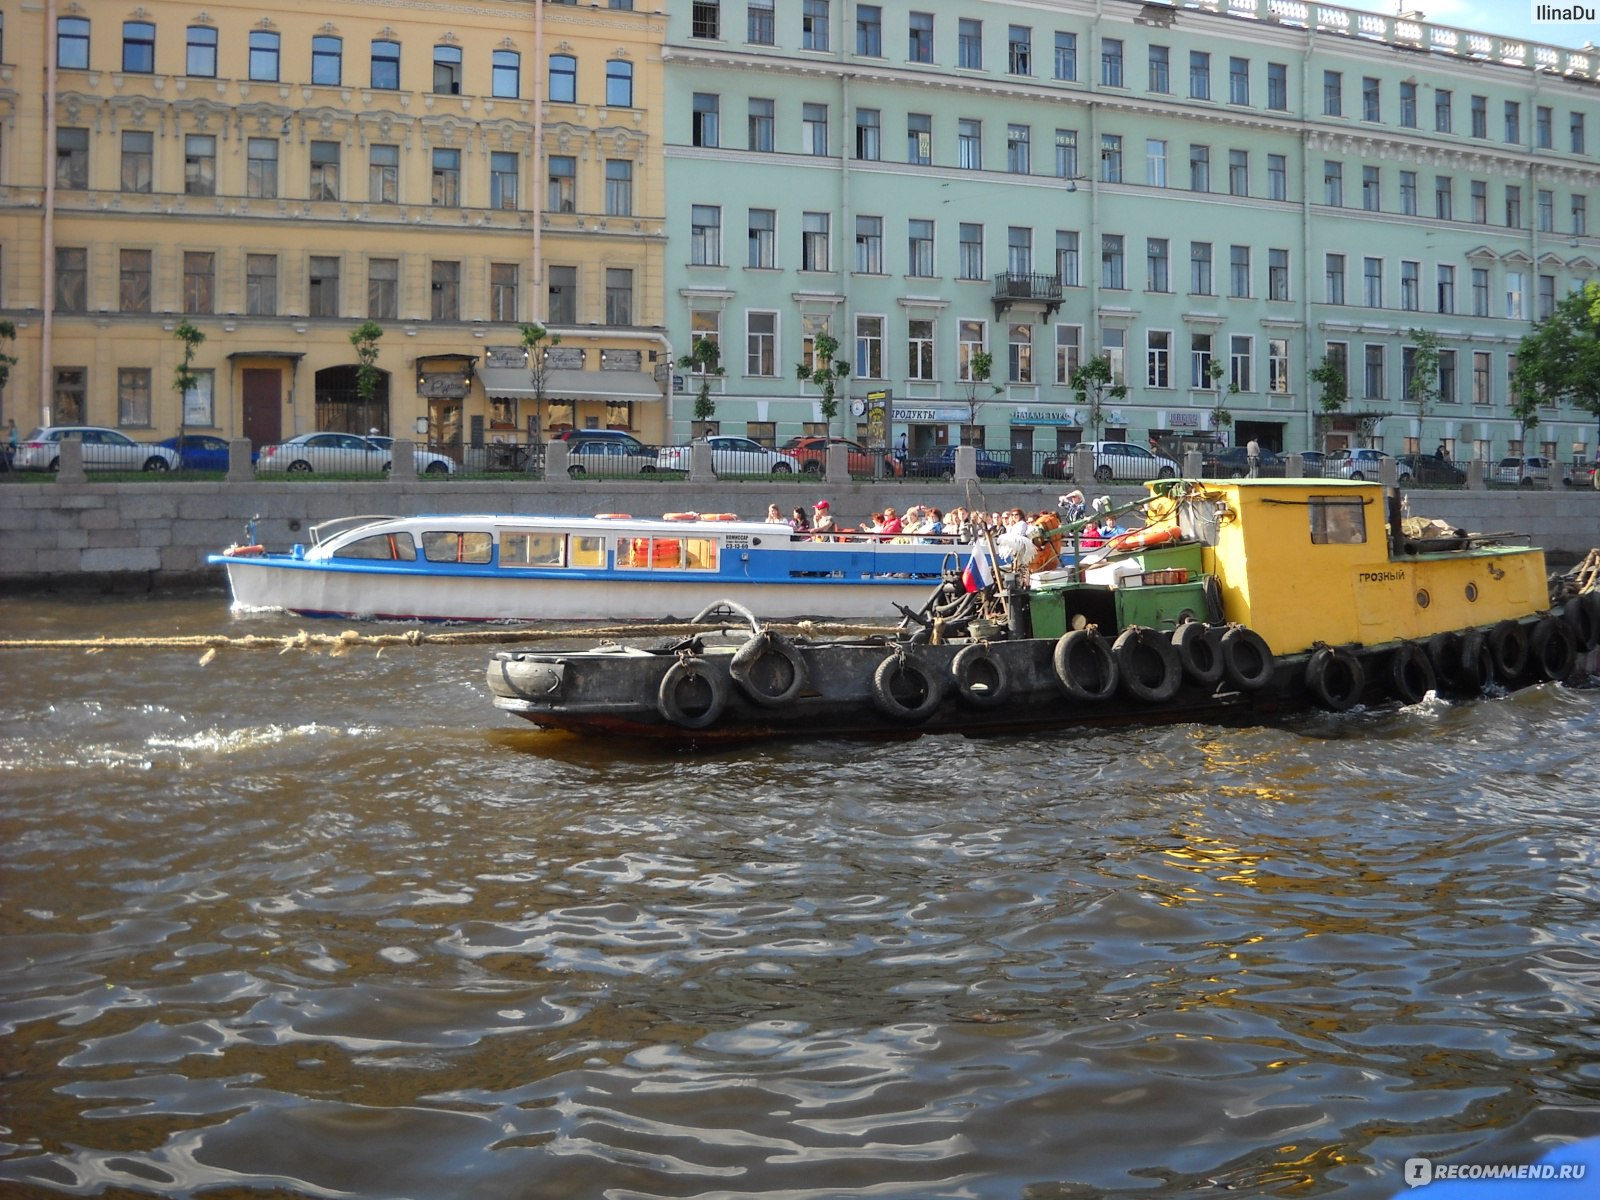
xmin=1 ymin=479 xmax=1596 ymax=594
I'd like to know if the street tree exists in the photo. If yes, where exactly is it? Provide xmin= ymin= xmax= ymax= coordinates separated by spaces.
xmin=1512 ymin=280 xmax=1600 ymax=448
xmin=520 ymin=321 xmax=561 ymax=466
xmin=795 ymin=331 xmax=850 ymax=436
xmin=172 ymin=319 xmax=206 ymax=469
xmin=1068 ymin=356 xmax=1127 ymax=443
xmin=349 ymin=320 xmax=384 ymax=432
xmin=1309 ymin=354 xmax=1349 ymax=451
xmin=959 ymin=348 xmax=1002 ymax=443
xmin=677 ymin=336 xmax=725 ymax=429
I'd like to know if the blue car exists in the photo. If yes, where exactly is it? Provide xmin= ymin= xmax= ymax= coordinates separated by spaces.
xmin=158 ymin=434 xmax=248 ymax=471
xmin=904 ymin=445 xmax=1015 ymax=480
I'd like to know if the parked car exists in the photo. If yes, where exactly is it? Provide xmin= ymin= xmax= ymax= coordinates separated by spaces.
xmin=364 ymin=435 xmax=456 ymax=475
xmin=1202 ymin=445 xmax=1286 ymax=478
xmin=903 ymin=445 xmax=1015 ymax=480
xmin=157 ymin=434 xmax=244 ymax=472
xmin=1495 ymin=455 xmax=1569 ymax=487
xmin=560 ymin=434 xmax=660 ymax=478
xmin=1324 ymin=448 xmax=1393 ymax=480
xmin=1048 ymin=441 xmax=1179 ymax=483
xmin=12 ymin=425 xmax=180 ymax=472
xmin=1394 ymin=454 xmax=1467 ymax=487
xmin=1287 ymin=450 xmax=1326 ymax=477
xmin=256 ymin=432 xmax=390 ymax=474
xmin=779 ymin=435 xmax=899 ymax=476
xmin=656 ymin=435 xmax=800 ymax=475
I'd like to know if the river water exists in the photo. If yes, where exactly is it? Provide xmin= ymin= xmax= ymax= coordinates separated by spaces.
xmin=2 ymin=594 xmax=1598 ymax=1200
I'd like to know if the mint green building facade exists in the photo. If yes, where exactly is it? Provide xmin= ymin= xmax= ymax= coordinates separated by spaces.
xmin=662 ymin=0 xmax=1599 ymax=467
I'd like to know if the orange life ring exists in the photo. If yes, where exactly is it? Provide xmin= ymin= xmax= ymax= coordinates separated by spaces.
xmin=595 ymin=513 xmax=632 ymax=519
xmin=700 ymin=513 xmax=739 ymax=521
xmin=1105 ymin=523 xmax=1182 ymax=555
xmin=224 ymin=544 xmax=266 ymax=557
xmin=661 ymin=512 xmax=698 ymax=521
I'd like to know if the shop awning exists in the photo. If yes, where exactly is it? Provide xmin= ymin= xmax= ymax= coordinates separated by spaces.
xmin=479 ymin=366 xmax=662 ymax=403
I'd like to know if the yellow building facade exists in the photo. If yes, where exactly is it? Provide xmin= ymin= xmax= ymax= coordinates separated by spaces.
xmin=0 ymin=0 xmax=669 ymax=455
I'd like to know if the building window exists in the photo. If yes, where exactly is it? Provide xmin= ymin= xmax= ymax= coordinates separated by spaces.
xmin=1401 ymin=260 xmax=1420 ymax=311
xmin=187 ymin=26 xmax=217 ymax=77
xmin=433 ymin=45 xmax=462 ymax=94
xmin=249 ymin=31 xmax=280 ymax=82
xmin=959 ymin=223 xmax=983 ymax=279
xmin=549 ymin=54 xmax=576 ymax=102
xmin=749 ymin=97 xmax=775 ymax=152
xmin=1505 ymin=100 xmax=1521 ymax=143
xmin=606 ymin=60 xmax=633 ymax=107
xmin=855 ymin=215 xmax=884 ymax=274
xmin=185 ymin=135 xmax=216 ymax=196
xmin=909 ymin=12 xmax=933 ymax=64
xmin=56 ymin=128 xmax=88 ymax=189
xmin=59 ymin=16 xmax=90 ymax=69
xmin=802 ymin=212 xmax=831 ymax=271
xmin=1437 ymin=264 xmax=1455 ymax=314
xmin=1189 ymin=51 xmax=1210 ymax=100
xmin=1101 ymin=135 xmax=1123 ymax=183
xmin=118 ymin=369 xmax=153 ymax=427
xmin=1267 ymin=62 xmax=1287 ymax=110
xmin=1055 ymin=324 xmax=1082 ymax=385
xmin=1268 ymin=248 xmax=1289 ymax=301
xmin=1471 ymin=180 xmax=1487 ymax=224
xmin=957 ymin=119 xmax=982 ymax=169
xmin=1363 ymin=344 xmax=1385 ymax=400
xmin=692 ymin=204 xmax=723 ymax=266
xmin=1007 ymin=124 xmax=1030 ymax=174
xmin=747 ymin=312 xmax=776 ymax=375
xmin=120 ymin=131 xmax=153 ymax=193
xmin=907 ymin=113 xmax=932 ymax=165
xmin=1574 ymin=195 xmax=1588 ymax=236
xmin=1361 ymin=165 xmax=1380 ymax=211
xmin=1505 ymin=271 xmax=1524 ymax=320
xmin=1146 ymin=139 xmax=1167 ymax=187
xmin=1101 ymin=234 xmax=1125 ymax=290
xmin=1323 ymin=70 xmax=1341 ymax=116
xmin=802 ymin=0 xmax=830 ymax=52
xmin=1572 ymin=112 xmax=1587 ymax=154
xmin=856 ymin=315 xmax=884 ymax=378
xmin=909 ymin=319 xmax=935 ymax=381
xmin=1147 ymin=329 xmax=1171 ymax=388
xmin=1189 ymin=145 xmax=1210 ymax=193
xmin=366 ymin=41 xmax=400 ymax=90
xmin=1435 ymin=175 xmax=1453 ymax=220
xmin=369 ymin=144 xmax=399 ymax=204
xmin=1538 ymin=274 xmax=1556 ymax=321
xmin=1471 ymin=268 xmax=1489 ymax=317
xmin=1190 ymin=242 xmax=1213 ymax=295
xmin=1228 ymin=149 xmax=1248 ymax=196
xmin=1148 ymin=45 xmax=1170 ymax=94
xmin=1324 ymin=161 xmax=1343 ymax=206
xmin=1009 ymin=25 xmax=1032 ymax=76
xmin=246 ymin=138 xmax=278 ymax=199
xmin=183 ymin=370 xmax=215 ymax=428
xmin=1437 ymin=350 xmax=1456 ymax=404
xmin=309 ymin=256 xmax=340 ymax=317
xmin=1470 ymin=95 xmax=1487 ymax=138
xmin=1537 ymin=189 xmax=1554 ymax=233
xmin=1190 ymin=333 xmax=1214 ymax=390
xmin=1147 ymin=238 xmax=1170 ymax=293
xmin=1436 ymin=89 xmax=1452 ymax=133
xmin=693 ymin=93 xmax=720 ymax=147
xmin=309 ymin=141 xmax=341 ymax=202
xmin=54 ymin=369 xmax=87 ymax=424
xmin=1466 ymin=350 xmax=1491 ymax=406
xmin=312 ymin=35 xmax=342 ymax=86
xmin=694 ymin=0 xmax=722 ymax=40
xmin=604 ymin=159 xmax=633 ymax=216
xmin=1363 ymin=257 xmax=1383 ymax=308
xmin=123 ymin=21 xmax=155 ymax=73
xmin=1229 ymin=244 xmax=1250 ymax=298
xmin=1056 ymin=230 xmax=1080 ymax=287
xmin=688 ymin=311 xmax=721 ymax=374
xmin=909 ymin=219 xmax=934 ymax=277
xmin=1400 ymin=171 xmax=1417 ymax=216
xmin=183 ymin=250 xmax=214 ymax=314
xmin=804 ymin=103 xmax=829 ymax=155
xmin=119 ymin=250 xmax=152 ymax=313
xmin=548 ymin=266 xmax=576 ymax=324
xmin=1362 ymin=76 xmax=1380 ymax=122
xmin=748 ymin=208 xmax=776 ymax=268
xmin=856 ymin=108 xmax=881 ymax=160
xmin=856 ymin=5 xmax=881 ymax=56
xmin=1054 ymin=31 xmax=1077 ymax=81
xmin=957 ymin=319 xmax=987 ymax=382
xmin=431 ymin=261 xmax=460 ymax=321
xmin=1230 ymin=335 xmax=1252 ymax=392
xmin=1505 ymin=185 xmax=1522 ymax=228
xmin=432 ymin=148 xmax=461 ymax=206
xmin=490 ymin=263 xmax=518 ymax=322
xmin=246 ymin=253 xmax=277 ymax=316
xmin=1101 ymin=38 xmax=1123 ymax=87
xmin=1268 ymin=154 xmax=1287 ymax=201
xmin=547 ymin=155 xmax=575 ymax=213
xmin=1400 ymin=82 xmax=1417 ymax=128
xmin=1007 ymin=226 xmax=1033 ymax=277
xmin=492 ymin=50 xmax=520 ymax=99
xmin=1229 ymin=57 xmax=1249 ymax=105
xmin=489 ymin=151 xmax=517 ymax=210
xmin=958 ymin=18 xmax=982 ymax=70
xmin=1056 ymin=129 xmax=1080 ymax=179
xmin=1268 ymin=338 xmax=1289 ymax=393
xmin=1325 ymin=253 xmax=1345 ymax=305
xmin=1009 ymin=322 xmax=1033 ymax=383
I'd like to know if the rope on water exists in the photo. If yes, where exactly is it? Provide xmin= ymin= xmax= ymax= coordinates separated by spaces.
xmin=0 ymin=619 xmax=898 ymax=664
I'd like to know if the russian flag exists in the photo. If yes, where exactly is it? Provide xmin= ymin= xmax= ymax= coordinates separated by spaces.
xmin=962 ymin=542 xmax=995 ymax=593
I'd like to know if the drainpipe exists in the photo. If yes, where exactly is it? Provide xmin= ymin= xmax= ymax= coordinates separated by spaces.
xmin=40 ymin=0 xmax=59 ymax=425
xmin=532 ymin=0 xmax=543 ymax=322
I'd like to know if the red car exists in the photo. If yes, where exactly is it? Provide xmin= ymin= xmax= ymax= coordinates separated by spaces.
xmin=779 ymin=435 xmax=902 ymax=477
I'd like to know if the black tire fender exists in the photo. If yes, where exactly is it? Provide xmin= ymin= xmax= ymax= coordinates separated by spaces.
xmin=871 ymin=653 xmax=945 ymax=722
xmin=728 ymin=632 xmax=809 ymax=707
xmin=1172 ymin=621 xmax=1224 ymax=687
xmin=1529 ymin=616 xmax=1576 ymax=682
xmin=1388 ymin=641 xmax=1436 ymax=706
xmin=1112 ymin=627 xmax=1182 ymax=705
xmin=1486 ymin=619 xmax=1529 ymax=683
xmin=1052 ymin=630 xmax=1118 ymax=703
xmin=1560 ymin=595 xmax=1598 ymax=651
xmin=1306 ymin=646 xmax=1366 ymax=712
xmin=950 ymin=644 xmax=1011 ymax=708
xmin=657 ymin=659 xmax=729 ymax=729
xmin=1220 ymin=626 xmax=1275 ymax=691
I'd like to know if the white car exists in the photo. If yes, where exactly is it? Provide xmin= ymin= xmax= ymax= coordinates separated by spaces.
xmin=1323 ymin=448 xmax=1393 ymax=480
xmin=657 ymin=435 xmax=800 ymax=475
xmin=256 ymin=432 xmax=389 ymax=474
xmin=364 ymin=435 xmax=456 ymax=476
xmin=1495 ymin=455 xmax=1569 ymax=487
xmin=12 ymin=425 xmax=180 ymax=472
xmin=1054 ymin=440 xmax=1180 ymax=483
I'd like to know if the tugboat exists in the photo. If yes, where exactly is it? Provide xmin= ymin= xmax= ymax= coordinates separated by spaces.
xmin=484 ymin=478 xmax=1599 ymax=746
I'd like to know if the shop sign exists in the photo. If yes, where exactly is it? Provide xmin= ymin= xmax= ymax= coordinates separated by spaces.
xmin=893 ymin=405 xmax=968 ymax=423
xmin=1168 ymin=411 xmax=1201 ymax=427
xmin=1012 ymin=407 xmax=1074 ymax=425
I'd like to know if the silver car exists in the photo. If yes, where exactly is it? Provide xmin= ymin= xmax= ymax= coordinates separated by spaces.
xmin=12 ymin=425 xmax=180 ymax=472
xmin=256 ymin=432 xmax=389 ymax=474
xmin=364 ymin=435 xmax=456 ymax=476
xmin=657 ymin=435 xmax=800 ymax=476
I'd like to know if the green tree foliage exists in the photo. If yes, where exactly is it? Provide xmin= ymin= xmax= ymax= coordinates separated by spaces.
xmin=960 ymin=349 xmax=1002 ymax=439
xmin=1068 ymin=356 xmax=1128 ymax=442
xmin=1405 ymin=327 xmax=1443 ymax=431
xmin=795 ymin=331 xmax=850 ymax=434
xmin=0 ymin=319 xmax=17 ymax=397
xmin=349 ymin=320 xmax=384 ymax=408
xmin=172 ymin=319 xmax=206 ymax=467
xmin=1512 ymin=280 xmax=1600 ymax=438
xmin=1203 ymin=359 xmax=1236 ymax=432
xmin=520 ymin=321 xmax=562 ymax=459
xmin=1309 ymin=354 xmax=1349 ymax=449
xmin=677 ymin=336 xmax=725 ymax=423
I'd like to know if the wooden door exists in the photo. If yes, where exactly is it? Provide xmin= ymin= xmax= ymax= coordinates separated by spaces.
xmin=242 ymin=369 xmax=281 ymax=448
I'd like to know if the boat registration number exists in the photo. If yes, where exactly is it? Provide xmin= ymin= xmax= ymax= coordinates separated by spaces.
xmin=725 ymin=535 xmax=752 ymax=548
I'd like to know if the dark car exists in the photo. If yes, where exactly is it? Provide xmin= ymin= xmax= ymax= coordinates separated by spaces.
xmin=158 ymin=434 xmax=246 ymax=472
xmin=1395 ymin=454 xmax=1467 ymax=487
xmin=1202 ymin=445 xmax=1286 ymax=478
xmin=903 ymin=445 xmax=1014 ymax=480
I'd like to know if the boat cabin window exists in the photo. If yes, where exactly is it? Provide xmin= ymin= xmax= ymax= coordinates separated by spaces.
xmin=618 ymin=535 xmax=718 ymax=570
xmin=570 ymin=535 xmax=605 ymax=568
xmin=1308 ymin=496 xmax=1367 ymax=545
xmin=500 ymin=531 xmax=566 ymax=568
xmin=421 ymin=530 xmax=494 ymax=564
xmin=333 ymin=531 xmax=416 ymax=561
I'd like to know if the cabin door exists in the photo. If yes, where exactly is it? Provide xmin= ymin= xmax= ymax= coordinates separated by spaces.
xmin=241 ymin=369 xmax=281 ymax=448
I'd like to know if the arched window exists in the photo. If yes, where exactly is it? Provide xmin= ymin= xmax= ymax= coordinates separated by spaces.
xmin=605 ymin=59 xmax=632 ymax=107
xmin=371 ymin=39 xmax=400 ymax=90
xmin=312 ymin=36 xmax=342 ymax=86
xmin=550 ymin=54 xmax=576 ymax=102
xmin=433 ymin=45 xmax=462 ymax=94
xmin=492 ymin=49 xmax=519 ymax=98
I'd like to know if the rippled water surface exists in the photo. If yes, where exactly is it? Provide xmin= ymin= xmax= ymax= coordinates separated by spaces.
xmin=2 ymin=594 xmax=1598 ymax=1199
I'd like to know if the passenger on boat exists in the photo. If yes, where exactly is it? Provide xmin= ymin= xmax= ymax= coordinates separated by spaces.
xmin=811 ymin=500 xmax=838 ymax=540
xmin=790 ymin=507 xmax=812 ymax=533
xmin=878 ymin=507 xmax=904 ymax=538
xmin=765 ymin=504 xmax=786 ymax=524
xmin=1058 ymin=491 xmax=1087 ymax=522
